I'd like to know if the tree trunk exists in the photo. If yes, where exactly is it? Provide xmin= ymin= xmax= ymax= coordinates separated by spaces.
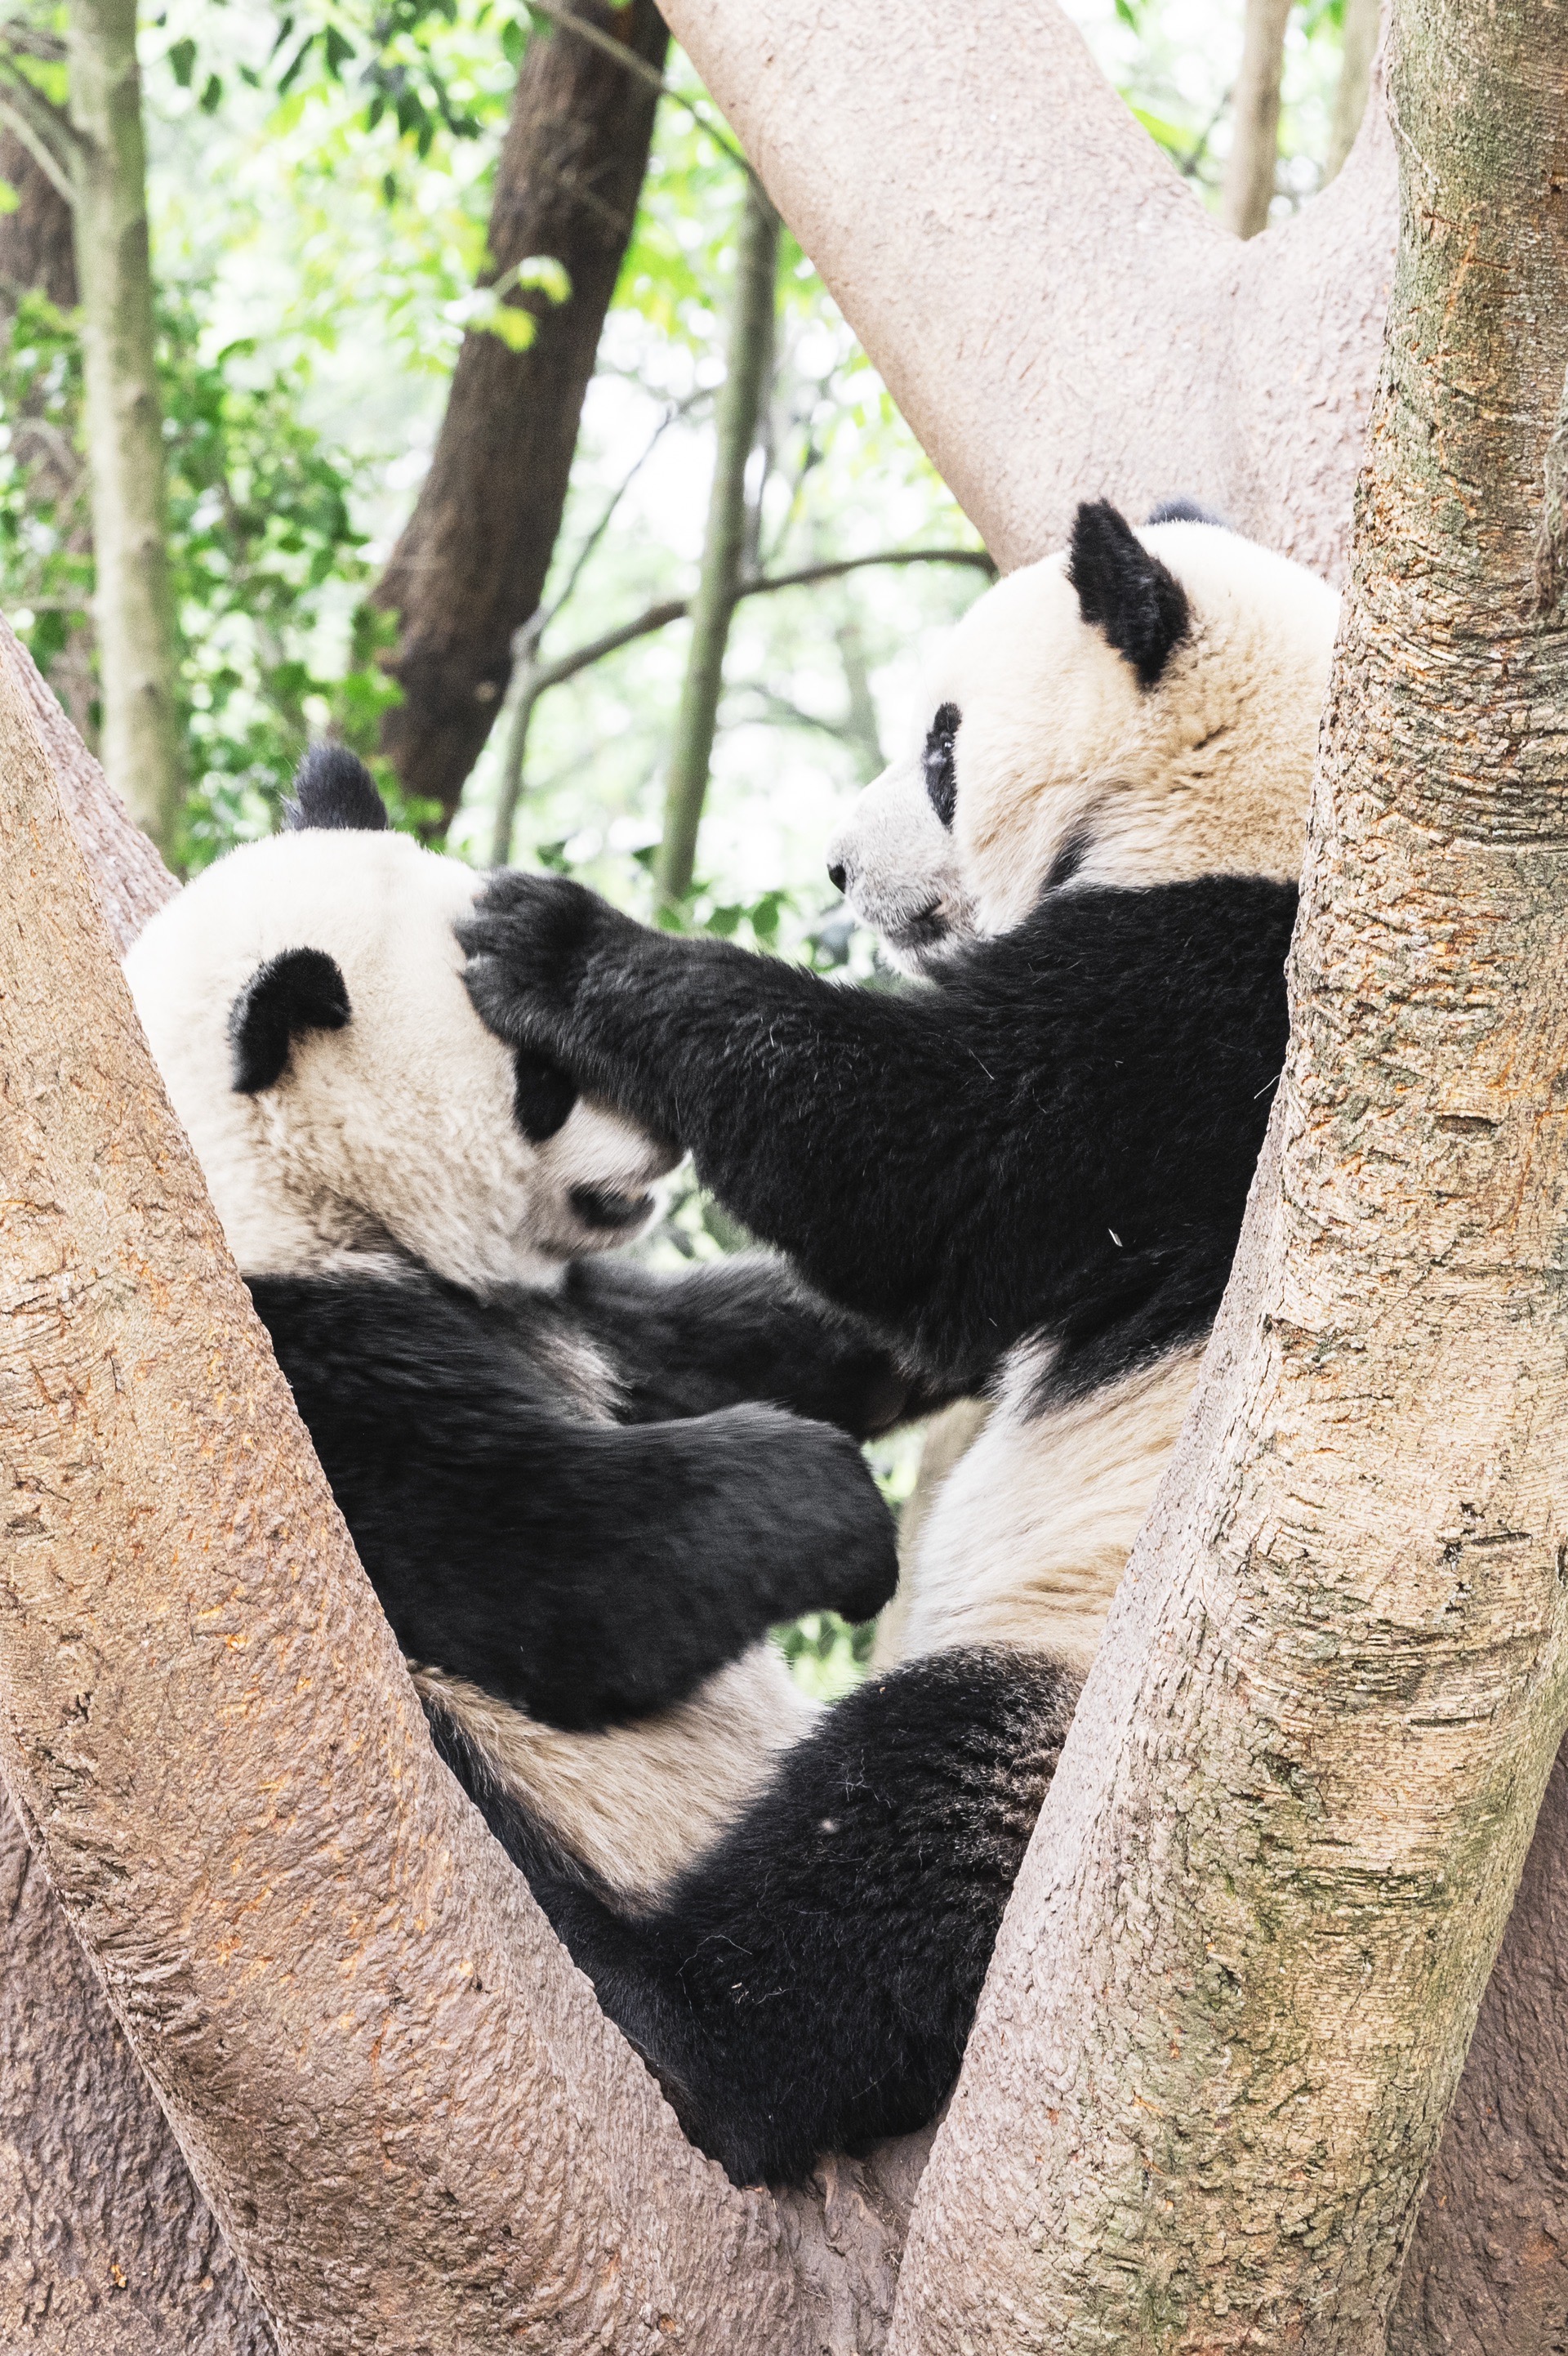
xmin=1220 ymin=0 xmax=1293 ymax=237
xmin=655 ymin=177 xmax=777 ymax=909
xmin=1387 ymin=1742 xmax=1568 ymax=2355
xmin=889 ymin=0 xmax=1568 ymax=2340
xmin=0 ymin=129 xmax=77 ymax=310
xmin=373 ymin=0 xmax=667 ymax=829
xmin=658 ymin=0 xmax=1396 ymax=583
xmin=1325 ymin=0 xmax=1383 ymax=183
xmin=65 ymin=0 xmax=181 ymax=854
xmin=0 ymin=617 xmax=276 ymax=2354
xmin=0 ymin=620 xmax=924 ymax=2349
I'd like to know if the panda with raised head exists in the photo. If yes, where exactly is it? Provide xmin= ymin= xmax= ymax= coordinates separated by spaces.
xmin=454 ymin=499 xmax=1339 ymax=2184
xmin=123 ymin=745 xmax=929 ymax=1902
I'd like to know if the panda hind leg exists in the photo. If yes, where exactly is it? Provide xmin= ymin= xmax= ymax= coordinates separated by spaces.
xmin=434 ymin=1649 xmax=1079 ymax=2188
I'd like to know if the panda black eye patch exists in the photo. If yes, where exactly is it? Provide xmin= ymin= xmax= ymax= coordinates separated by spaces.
xmin=229 ymin=947 xmax=351 ymax=1094
xmin=923 ymin=702 xmax=961 ymax=828
xmin=512 ymin=1046 xmax=577 ymax=1142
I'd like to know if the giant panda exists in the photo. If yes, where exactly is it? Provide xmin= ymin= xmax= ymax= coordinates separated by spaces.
xmin=122 ymin=744 xmax=929 ymax=1903
xmin=450 ymin=499 xmax=1339 ymax=2185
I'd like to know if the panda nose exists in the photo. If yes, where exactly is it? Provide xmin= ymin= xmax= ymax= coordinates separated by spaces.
xmin=827 ymin=862 xmax=847 ymax=895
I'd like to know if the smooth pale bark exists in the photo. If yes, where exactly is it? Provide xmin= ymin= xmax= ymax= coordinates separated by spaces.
xmin=1325 ymin=0 xmax=1383 ymax=182
xmin=0 ymin=621 xmax=928 ymax=2350
xmin=654 ymin=179 xmax=778 ymax=908
xmin=374 ymin=0 xmax=666 ymax=827
xmin=65 ymin=0 xmax=181 ymax=853
xmin=1220 ymin=0 xmax=1293 ymax=237
xmin=658 ymin=0 xmax=1395 ymax=585
xmin=891 ymin=0 xmax=1568 ymax=2342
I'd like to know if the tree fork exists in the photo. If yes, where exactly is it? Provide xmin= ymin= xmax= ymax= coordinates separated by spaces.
xmin=654 ymin=176 xmax=779 ymax=910
xmin=890 ymin=0 xmax=1568 ymax=2341
xmin=66 ymin=0 xmax=181 ymax=854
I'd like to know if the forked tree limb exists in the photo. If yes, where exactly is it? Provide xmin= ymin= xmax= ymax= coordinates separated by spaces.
xmin=889 ymin=0 xmax=1568 ymax=2339
xmin=0 ymin=633 xmax=919 ymax=2353
xmin=657 ymin=0 xmax=1396 ymax=582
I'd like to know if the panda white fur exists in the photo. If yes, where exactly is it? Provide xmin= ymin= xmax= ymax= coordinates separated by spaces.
xmin=846 ymin=500 xmax=1339 ymax=1680
xmin=444 ymin=499 xmax=1338 ymax=2188
xmin=123 ymin=746 xmax=923 ymax=1904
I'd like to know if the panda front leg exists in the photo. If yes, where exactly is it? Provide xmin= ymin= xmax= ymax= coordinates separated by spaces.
xmin=558 ymin=1255 xmax=951 ymax=1436
xmin=253 ymin=1273 xmax=899 ymax=1734
xmin=452 ymin=1644 xmax=1078 ymax=2186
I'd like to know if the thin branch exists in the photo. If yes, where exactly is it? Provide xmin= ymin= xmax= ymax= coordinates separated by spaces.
xmin=542 ymin=547 xmax=991 ymax=697
xmin=0 ymin=67 xmax=78 ymax=200
xmin=522 ymin=0 xmax=761 ymax=185
xmin=485 ymin=545 xmax=991 ymax=866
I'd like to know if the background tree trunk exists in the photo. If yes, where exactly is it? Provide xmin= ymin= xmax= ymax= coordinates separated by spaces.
xmin=655 ymin=176 xmax=777 ymax=908
xmin=1220 ymin=0 xmax=1293 ymax=237
xmin=1325 ymin=0 xmax=1383 ymax=182
xmin=888 ymin=0 xmax=1568 ymax=2340
xmin=66 ymin=0 xmax=181 ymax=854
xmin=373 ymin=0 xmax=667 ymax=828
xmin=658 ymin=0 xmax=1395 ymax=583
xmin=0 ymin=130 xmax=76 ymax=310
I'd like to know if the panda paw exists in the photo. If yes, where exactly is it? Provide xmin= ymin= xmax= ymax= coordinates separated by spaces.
xmin=459 ymin=869 xmax=639 ymax=1057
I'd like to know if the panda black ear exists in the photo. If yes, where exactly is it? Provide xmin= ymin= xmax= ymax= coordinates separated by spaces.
xmin=229 ymin=948 xmax=351 ymax=1094
xmin=1143 ymin=496 xmax=1231 ymax=529
xmin=283 ymin=744 xmax=389 ymax=833
xmin=1067 ymin=499 xmax=1191 ymax=688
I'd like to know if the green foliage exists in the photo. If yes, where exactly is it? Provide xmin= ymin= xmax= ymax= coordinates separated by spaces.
xmin=0 ymin=287 xmax=414 ymax=870
xmin=774 ymin=1613 xmax=879 ymax=1704
xmin=0 ymin=293 xmax=91 ymax=686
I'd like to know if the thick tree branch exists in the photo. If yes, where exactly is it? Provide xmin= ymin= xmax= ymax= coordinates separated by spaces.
xmin=657 ymin=0 xmax=1396 ymax=582
xmin=891 ymin=0 xmax=1568 ymax=2339
xmin=0 ymin=624 xmax=924 ymax=2353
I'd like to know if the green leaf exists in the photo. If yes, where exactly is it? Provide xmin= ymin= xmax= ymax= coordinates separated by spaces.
xmin=169 ymin=35 xmax=197 ymax=86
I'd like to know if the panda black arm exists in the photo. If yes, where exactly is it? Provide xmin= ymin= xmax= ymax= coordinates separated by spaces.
xmin=557 ymin=1256 xmax=948 ymax=1434
xmin=250 ymin=1273 xmax=898 ymax=1732
xmin=433 ymin=1644 xmax=1077 ymax=2187
xmin=461 ymin=870 xmax=1297 ymax=1385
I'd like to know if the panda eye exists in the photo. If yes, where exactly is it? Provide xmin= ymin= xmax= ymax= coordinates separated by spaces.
xmin=923 ymin=702 xmax=960 ymax=829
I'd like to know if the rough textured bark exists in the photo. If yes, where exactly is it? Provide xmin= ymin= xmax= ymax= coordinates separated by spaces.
xmin=65 ymin=0 xmax=181 ymax=853
xmin=1388 ymin=1744 xmax=1568 ymax=2356
xmin=1325 ymin=0 xmax=1383 ymax=182
xmin=1220 ymin=0 xmax=1293 ymax=237
xmin=890 ymin=0 xmax=1568 ymax=2342
xmin=0 ymin=1799 xmax=275 ymax=2355
xmin=658 ymin=0 xmax=1396 ymax=584
xmin=655 ymin=178 xmax=777 ymax=907
xmin=0 ymin=128 xmax=76 ymax=310
xmin=0 ymin=623 xmax=922 ymax=2351
xmin=374 ymin=0 xmax=668 ymax=826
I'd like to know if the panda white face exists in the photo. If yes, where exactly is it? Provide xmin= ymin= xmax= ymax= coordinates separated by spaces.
xmin=826 ymin=505 xmax=1340 ymax=975
xmin=126 ymin=823 xmax=677 ymax=1289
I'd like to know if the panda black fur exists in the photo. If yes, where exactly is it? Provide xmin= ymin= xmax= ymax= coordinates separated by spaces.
xmin=123 ymin=747 xmax=930 ymax=1897
xmin=452 ymin=501 xmax=1337 ymax=2184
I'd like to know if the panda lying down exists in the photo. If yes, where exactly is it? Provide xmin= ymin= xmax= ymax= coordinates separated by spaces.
xmin=449 ymin=499 xmax=1335 ymax=2184
xmin=124 ymin=746 xmax=934 ymax=1900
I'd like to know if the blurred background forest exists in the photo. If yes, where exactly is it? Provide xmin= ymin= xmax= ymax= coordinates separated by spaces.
xmin=0 ymin=0 xmax=1375 ymax=1689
